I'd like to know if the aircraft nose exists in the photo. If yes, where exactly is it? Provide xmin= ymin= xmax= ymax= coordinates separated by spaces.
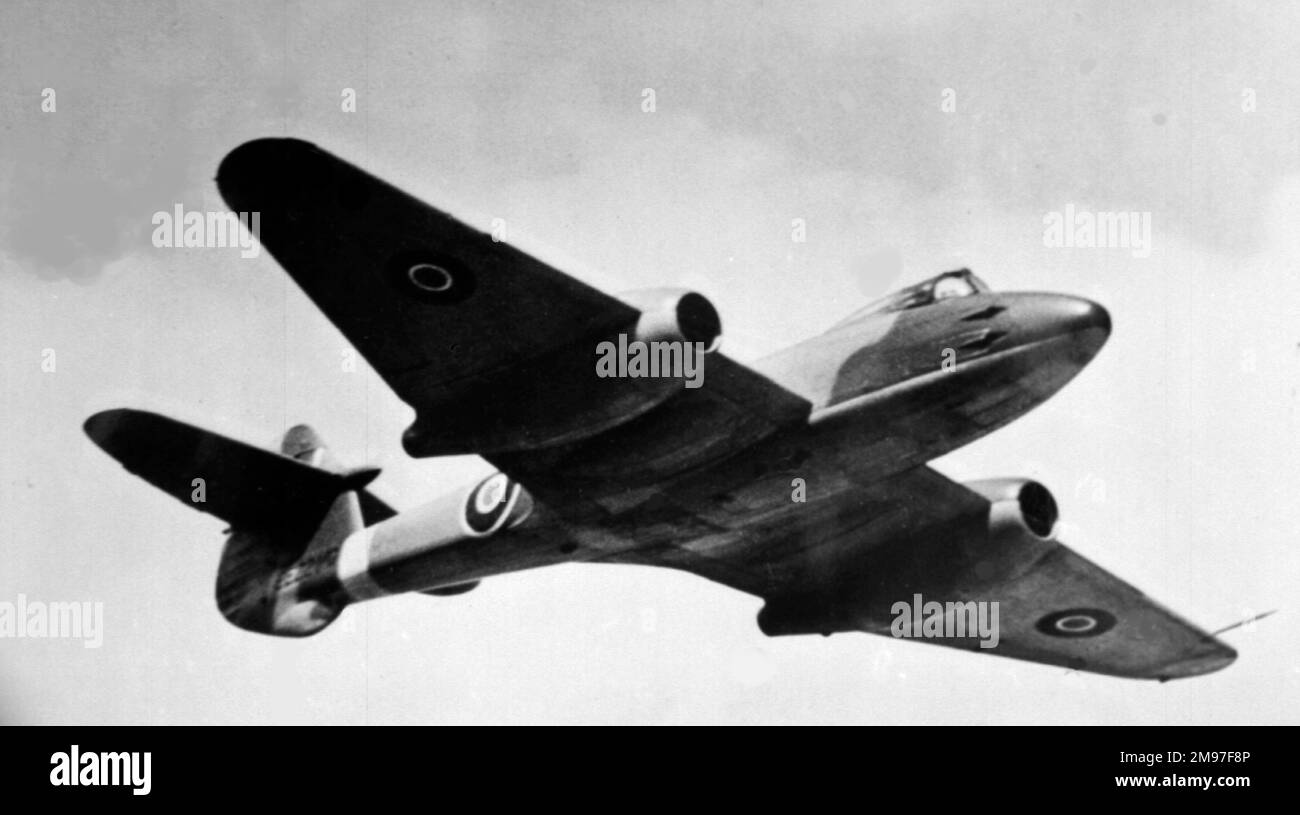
xmin=1060 ymin=296 xmax=1111 ymax=336
xmin=1054 ymin=296 xmax=1111 ymax=360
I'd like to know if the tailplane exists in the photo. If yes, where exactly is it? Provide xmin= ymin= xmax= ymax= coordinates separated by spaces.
xmin=84 ymin=409 xmax=389 ymax=636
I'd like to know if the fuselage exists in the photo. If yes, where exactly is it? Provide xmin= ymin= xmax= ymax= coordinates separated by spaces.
xmin=323 ymin=285 xmax=1112 ymax=605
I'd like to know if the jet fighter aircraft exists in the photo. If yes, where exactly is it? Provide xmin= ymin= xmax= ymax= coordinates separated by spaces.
xmin=84 ymin=139 xmax=1237 ymax=680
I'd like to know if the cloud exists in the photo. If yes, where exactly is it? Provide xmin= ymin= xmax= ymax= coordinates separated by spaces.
xmin=2 ymin=113 xmax=196 ymax=281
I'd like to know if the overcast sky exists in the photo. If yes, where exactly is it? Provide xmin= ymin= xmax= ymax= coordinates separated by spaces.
xmin=2 ymin=0 xmax=1298 ymax=724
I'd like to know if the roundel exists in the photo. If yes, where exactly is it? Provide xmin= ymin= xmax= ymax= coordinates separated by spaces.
xmin=408 ymin=263 xmax=454 ymax=292
xmin=1035 ymin=608 xmax=1117 ymax=638
xmin=463 ymin=473 xmax=520 ymax=536
xmin=386 ymin=250 xmax=475 ymax=304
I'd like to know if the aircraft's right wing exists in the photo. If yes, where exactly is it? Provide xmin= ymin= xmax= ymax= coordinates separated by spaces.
xmin=216 ymin=138 xmax=809 ymax=463
xmin=216 ymin=139 xmax=635 ymax=414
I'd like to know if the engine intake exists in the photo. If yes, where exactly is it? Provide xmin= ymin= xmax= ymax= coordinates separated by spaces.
xmin=965 ymin=477 xmax=1059 ymax=541
xmin=618 ymin=288 xmax=723 ymax=351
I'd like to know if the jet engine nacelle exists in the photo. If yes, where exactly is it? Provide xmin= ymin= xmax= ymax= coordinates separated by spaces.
xmin=616 ymin=288 xmax=723 ymax=351
xmin=403 ymin=289 xmax=722 ymax=456
xmin=960 ymin=478 xmax=1060 ymax=585
xmin=754 ymin=479 xmax=1062 ymax=639
xmin=965 ymin=477 xmax=1059 ymax=542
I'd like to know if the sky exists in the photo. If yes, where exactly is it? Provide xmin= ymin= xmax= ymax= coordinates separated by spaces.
xmin=1 ymin=0 xmax=1298 ymax=724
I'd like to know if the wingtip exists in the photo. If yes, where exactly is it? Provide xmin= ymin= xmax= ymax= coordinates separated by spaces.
xmin=1153 ymin=641 xmax=1238 ymax=681
xmin=83 ymin=408 xmax=175 ymax=460
xmin=83 ymin=408 xmax=133 ymax=447
xmin=215 ymin=137 xmax=321 ymax=199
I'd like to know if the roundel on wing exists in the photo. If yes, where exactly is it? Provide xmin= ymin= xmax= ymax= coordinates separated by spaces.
xmin=1035 ymin=608 xmax=1117 ymax=638
xmin=464 ymin=473 xmax=520 ymax=536
xmin=385 ymin=249 xmax=475 ymax=304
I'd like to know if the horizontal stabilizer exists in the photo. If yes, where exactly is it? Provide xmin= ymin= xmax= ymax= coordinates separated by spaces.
xmin=85 ymin=409 xmax=354 ymax=539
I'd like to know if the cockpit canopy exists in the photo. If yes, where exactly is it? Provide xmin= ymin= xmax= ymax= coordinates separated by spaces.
xmin=836 ymin=268 xmax=990 ymax=327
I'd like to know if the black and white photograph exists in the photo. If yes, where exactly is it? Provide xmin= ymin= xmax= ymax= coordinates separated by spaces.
xmin=0 ymin=0 xmax=1294 ymax=750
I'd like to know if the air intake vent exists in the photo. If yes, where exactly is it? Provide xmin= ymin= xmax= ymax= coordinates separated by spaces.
xmin=962 ymin=305 xmax=1005 ymax=321
xmin=958 ymin=330 xmax=1006 ymax=352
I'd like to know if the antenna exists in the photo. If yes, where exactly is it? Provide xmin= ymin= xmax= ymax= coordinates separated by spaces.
xmin=1211 ymin=609 xmax=1276 ymax=637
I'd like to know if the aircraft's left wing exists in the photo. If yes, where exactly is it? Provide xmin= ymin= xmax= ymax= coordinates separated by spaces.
xmin=216 ymin=138 xmax=809 ymax=460
xmin=620 ymin=465 xmax=1237 ymax=681
xmin=910 ymin=532 xmax=1239 ymax=681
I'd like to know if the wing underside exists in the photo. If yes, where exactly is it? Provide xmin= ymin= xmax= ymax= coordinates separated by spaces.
xmin=618 ymin=464 xmax=1236 ymax=681
xmin=216 ymin=138 xmax=809 ymax=464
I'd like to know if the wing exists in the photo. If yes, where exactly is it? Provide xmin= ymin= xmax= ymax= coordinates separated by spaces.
xmin=930 ymin=539 xmax=1239 ymax=681
xmin=216 ymin=138 xmax=808 ymax=461
xmin=630 ymin=464 xmax=1236 ymax=681
xmin=217 ymin=139 xmax=633 ymax=411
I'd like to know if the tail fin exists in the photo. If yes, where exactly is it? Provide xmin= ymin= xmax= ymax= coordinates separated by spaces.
xmin=281 ymin=423 xmax=397 ymax=527
xmin=84 ymin=409 xmax=388 ymax=636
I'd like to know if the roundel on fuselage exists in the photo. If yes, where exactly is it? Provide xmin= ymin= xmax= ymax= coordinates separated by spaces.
xmin=464 ymin=472 xmax=521 ymax=536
